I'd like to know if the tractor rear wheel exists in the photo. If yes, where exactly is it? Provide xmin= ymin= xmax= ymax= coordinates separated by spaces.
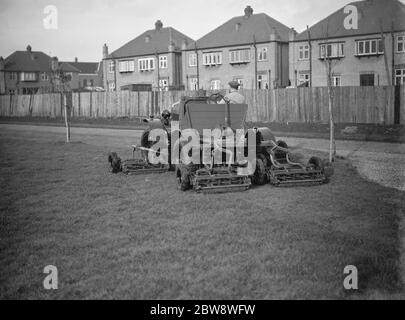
xmin=252 ymin=157 xmax=267 ymax=185
xmin=177 ymin=165 xmax=191 ymax=191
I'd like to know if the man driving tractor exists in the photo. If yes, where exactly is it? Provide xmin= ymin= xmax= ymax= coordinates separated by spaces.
xmin=219 ymin=80 xmax=245 ymax=104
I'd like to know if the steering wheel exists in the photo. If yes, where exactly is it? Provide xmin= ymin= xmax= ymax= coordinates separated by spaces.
xmin=208 ymin=92 xmax=224 ymax=104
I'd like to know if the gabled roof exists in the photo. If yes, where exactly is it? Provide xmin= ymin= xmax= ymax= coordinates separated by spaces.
xmin=3 ymin=50 xmax=54 ymax=72
xmin=108 ymin=25 xmax=194 ymax=59
xmin=65 ymin=61 xmax=99 ymax=74
xmin=1 ymin=48 xmax=79 ymax=73
xmin=193 ymin=12 xmax=291 ymax=50
xmin=58 ymin=62 xmax=81 ymax=73
xmin=296 ymin=0 xmax=405 ymax=41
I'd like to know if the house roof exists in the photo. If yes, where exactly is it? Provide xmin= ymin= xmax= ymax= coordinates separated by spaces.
xmin=192 ymin=12 xmax=291 ymax=50
xmin=108 ymin=24 xmax=194 ymax=59
xmin=1 ymin=48 xmax=79 ymax=73
xmin=3 ymin=50 xmax=54 ymax=72
xmin=58 ymin=62 xmax=81 ymax=73
xmin=295 ymin=0 xmax=405 ymax=41
xmin=65 ymin=61 xmax=100 ymax=74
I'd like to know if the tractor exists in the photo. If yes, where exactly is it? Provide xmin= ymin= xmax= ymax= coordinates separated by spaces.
xmin=108 ymin=92 xmax=333 ymax=190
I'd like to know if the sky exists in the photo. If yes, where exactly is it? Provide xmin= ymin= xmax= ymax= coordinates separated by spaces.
xmin=0 ymin=0 xmax=403 ymax=62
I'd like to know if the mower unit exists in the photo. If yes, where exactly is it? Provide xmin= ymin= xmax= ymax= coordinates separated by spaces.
xmin=107 ymin=115 xmax=171 ymax=175
xmin=250 ymin=127 xmax=333 ymax=186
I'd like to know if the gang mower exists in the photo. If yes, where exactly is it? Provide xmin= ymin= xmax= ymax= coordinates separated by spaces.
xmin=108 ymin=93 xmax=333 ymax=191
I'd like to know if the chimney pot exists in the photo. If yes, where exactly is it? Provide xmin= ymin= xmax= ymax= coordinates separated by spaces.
xmin=155 ymin=20 xmax=163 ymax=31
xmin=244 ymin=5 xmax=253 ymax=18
xmin=26 ymin=45 xmax=32 ymax=52
xmin=75 ymin=57 xmax=78 ymax=63
xmin=103 ymin=44 xmax=109 ymax=59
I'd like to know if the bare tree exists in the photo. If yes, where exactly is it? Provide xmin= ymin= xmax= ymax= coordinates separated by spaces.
xmin=50 ymin=59 xmax=72 ymax=143
xmin=320 ymin=23 xmax=340 ymax=163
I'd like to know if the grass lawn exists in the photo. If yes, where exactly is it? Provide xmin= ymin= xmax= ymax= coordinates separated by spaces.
xmin=0 ymin=127 xmax=404 ymax=299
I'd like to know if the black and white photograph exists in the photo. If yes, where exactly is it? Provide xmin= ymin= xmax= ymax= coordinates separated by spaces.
xmin=0 ymin=0 xmax=404 ymax=305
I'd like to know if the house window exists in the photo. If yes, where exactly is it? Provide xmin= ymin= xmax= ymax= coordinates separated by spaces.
xmin=9 ymin=72 xmax=17 ymax=81
xmin=395 ymin=69 xmax=405 ymax=85
xmin=20 ymin=72 xmax=37 ymax=81
xmin=189 ymin=77 xmax=198 ymax=90
xmin=108 ymin=82 xmax=115 ymax=91
xmin=118 ymin=60 xmax=135 ymax=73
xmin=138 ymin=58 xmax=155 ymax=71
xmin=299 ymin=45 xmax=310 ymax=60
xmin=40 ymin=72 xmax=49 ymax=81
xmin=360 ymin=74 xmax=375 ymax=86
xmin=320 ymin=43 xmax=344 ymax=59
xmin=8 ymin=89 xmax=16 ymax=95
xmin=210 ymin=80 xmax=221 ymax=90
xmin=397 ymin=36 xmax=405 ymax=53
xmin=159 ymin=56 xmax=168 ymax=69
xmin=203 ymin=52 xmax=222 ymax=66
xmin=331 ymin=75 xmax=341 ymax=86
xmin=189 ymin=53 xmax=197 ymax=67
xmin=257 ymin=47 xmax=268 ymax=61
xmin=229 ymin=49 xmax=250 ymax=64
xmin=257 ymin=74 xmax=268 ymax=90
xmin=298 ymin=73 xmax=310 ymax=86
xmin=108 ymin=61 xmax=115 ymax=73
xmin=159 ymin=79 xmax=169 ymax=90
xmin=356 ymin=39 xmax=384 ymax=56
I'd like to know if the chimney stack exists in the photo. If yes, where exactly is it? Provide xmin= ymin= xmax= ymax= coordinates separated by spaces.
xmin=102 ymin=44 xmax=108 ymax=59
xmin=155 ymin=20 xmax=163 ymax=31
xmin=75 ymin=57 xmax=78 ymax=63
xmin=289 ymin=28 xmax=297 ymax=41
xmin=51 ymin=56 xmax=59 ymax=72
xmin=244 ymin=5 xmax=253 ymax=18
xmin=26 ymin=45 xmax=32 ymax=52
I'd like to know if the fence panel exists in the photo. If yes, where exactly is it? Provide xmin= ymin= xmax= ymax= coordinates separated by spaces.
xmin=0 ymin=86 xmax=403 ymax=124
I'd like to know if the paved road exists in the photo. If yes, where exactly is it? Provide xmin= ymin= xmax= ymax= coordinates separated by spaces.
xmin=1 ymin=123 xmax=404 ymax=191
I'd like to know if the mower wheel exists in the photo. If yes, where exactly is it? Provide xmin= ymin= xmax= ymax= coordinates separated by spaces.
xmin=177 ymin=165 xmax=191 ymax=191
xmin=108 ymin=152 xmax=122 ymax=173
xmin=252 ymin=157 xmax=267 ymax=185
xmin=308 ymin=157 xmax=324 ymax=171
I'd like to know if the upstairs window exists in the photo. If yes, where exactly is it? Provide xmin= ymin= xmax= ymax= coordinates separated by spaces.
xmin=118 ymin=60 xmax=135 ymax=73
xmin=257 ymin=47 xmax=268 ymax=61
xmin=203 ymin=52 xmax=222 ymax=66
xmin=189 ymin=53 xmax=197 ymax=67
xmin=9 ymin=72 xmax=18 ymax=80
xmin=20 ymin=72 xmax=37 ymax=82
xmin=159 ymin=56 xmax=167 ymax=69
xmin=108 ymin=61 xmax=115 ymax=73
xmin=397 ymin=36 xmax=405 ymax=53
xmin=356 ymin=39 xmax=384 ymax=56
xmin=299 ymin=45 xmax=310 ymax=60
xmin=138 ymin=58 xmax=155 ymax=71
xmin=40 ymin=72 xmax=49 ymax=81
xmin=229 ymin=49 xmax=250 ymax=64
xmin=320 ymin=43 xmax=344 ymax=59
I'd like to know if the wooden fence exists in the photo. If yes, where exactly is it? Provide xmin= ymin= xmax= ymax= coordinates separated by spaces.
xmin=0 ymin=86 xmax=404 ymax=125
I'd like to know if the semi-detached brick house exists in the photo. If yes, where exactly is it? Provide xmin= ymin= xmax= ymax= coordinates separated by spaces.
xmin=102 ymin=20 xmax=194 ymax=92
xmin=289 ymin=0 xmax=405 ymax=87
xmin=182 ymin=6 xmax=292 ymax=91
xmin=0 ymin=45 xmax=80 ymax=95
